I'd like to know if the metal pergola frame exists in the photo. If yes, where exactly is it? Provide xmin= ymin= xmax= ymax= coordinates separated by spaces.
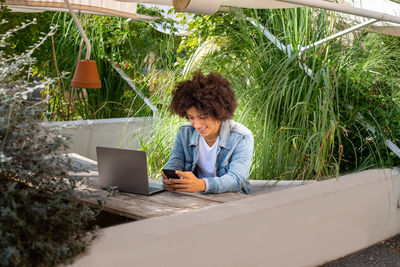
xmin=247 ymin=13 xmax=400 ymax=159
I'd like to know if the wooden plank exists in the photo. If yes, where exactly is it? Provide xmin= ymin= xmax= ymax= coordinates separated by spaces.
xmin=74 ymin=173 xmax=233 ymax=207
xmin=58 ymin=153 xmax=98 ymax=172
xmin=65 ymin=153 xmax=251 ymax=220
xmin=132 ymin=191 xmax=223 ymax=209
xmin=178 ymin=191 xmax=250 ymax=203
xmin=147 ymin=177 xmax=250 ymax=203
xmin=74 ymin=186 xmax=190 ymax=220
xmin=72 ymin=174 xmax=224 ymax=219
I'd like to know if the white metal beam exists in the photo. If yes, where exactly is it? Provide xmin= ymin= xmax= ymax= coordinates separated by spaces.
xmin=64 ymin=0 xmax=91 ymax=60
xmin=110 ymin=62 xmax=159 ymax=121
xmin=279 ymin=0 xmax=400 ymax=24
xmin=298 ymin=18 xmax=378 ymax=53
xmin=249 ymin=16 xmax=400 ymax=159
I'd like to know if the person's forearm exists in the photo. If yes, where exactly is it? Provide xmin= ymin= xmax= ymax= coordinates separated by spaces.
xmin=204 ymin=174 xmax=243 ymax=194
xmin=196 ymin=179 xmax=206 ymax=192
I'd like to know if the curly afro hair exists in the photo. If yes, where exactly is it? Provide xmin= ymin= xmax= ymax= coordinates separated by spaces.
xmin=170 ymin=71 xmax=237 ymax=121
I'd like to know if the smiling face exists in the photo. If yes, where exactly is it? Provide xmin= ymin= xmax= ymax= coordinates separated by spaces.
xmin=186 ymin=106 xmax=221 ymax=140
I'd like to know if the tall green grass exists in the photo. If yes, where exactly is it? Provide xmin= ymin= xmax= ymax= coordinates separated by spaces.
xmin=144 ymin=8 xmax=341 ymax=180
xmin=43 ymin=12 xmax=180 ymax=120
xmin=326 ymin=31 xmax=400 ymax=171
xmin=144 ymin=7 xmax=400 ymax=180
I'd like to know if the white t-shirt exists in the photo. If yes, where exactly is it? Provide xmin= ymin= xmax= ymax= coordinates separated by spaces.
xmin=197 ymin=136 xmax=219 ymax=179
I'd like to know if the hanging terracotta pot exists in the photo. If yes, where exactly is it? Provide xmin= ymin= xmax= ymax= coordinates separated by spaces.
xmin=71 ymin=59 xmax=101 ymax=89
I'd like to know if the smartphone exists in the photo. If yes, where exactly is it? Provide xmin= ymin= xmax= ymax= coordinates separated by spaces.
xmin=162 ymin=169 xmax=180 ymax=179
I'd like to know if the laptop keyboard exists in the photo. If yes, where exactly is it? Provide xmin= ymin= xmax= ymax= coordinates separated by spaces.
xmin=149 ymin=183 xmax=163 ymax=192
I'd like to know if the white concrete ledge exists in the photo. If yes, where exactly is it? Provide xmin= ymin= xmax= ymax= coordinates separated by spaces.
xmin=72 ymin=168 xmax=400 ymax=267
xmin=41 ymin=117 xmax=153 ymax=160
xmin=249 ymin=179 xmax=316 ymax=195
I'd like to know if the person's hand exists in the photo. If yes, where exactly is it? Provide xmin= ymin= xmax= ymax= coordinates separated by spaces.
xmin=162 ymin=172 xmax=174 ymax=191
xmin=162 ymin=171 xmax=206 ymax=193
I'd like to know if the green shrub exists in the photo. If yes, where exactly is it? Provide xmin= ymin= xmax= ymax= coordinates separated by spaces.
xmin=0 ymin=19 xmax=96 ymax=266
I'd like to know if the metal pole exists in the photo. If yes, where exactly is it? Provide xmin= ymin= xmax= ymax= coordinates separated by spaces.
xmin=110 ymin=62 xmax=159 ymax=121
xmin=64 ymin=0 xmax=91 ymax=60
xmin=299 ymin=19 xmax=378 ymax=53
xmin=246 ymin=17 xmax=292 ymax=56
xmin=250 ymin=17 xmax=400 ymax=159
xmin=279 ymin=0 xmax=400 ymax=25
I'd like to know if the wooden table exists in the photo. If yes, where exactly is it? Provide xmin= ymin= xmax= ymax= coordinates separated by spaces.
xmin=65 ymin=153 xmax=251 ymax=221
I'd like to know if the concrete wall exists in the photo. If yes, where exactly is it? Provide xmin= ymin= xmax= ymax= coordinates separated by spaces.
xmin=41 ymin=117 xmax=153 ymax=160
xmin=72 ymin=168 xmax=400 ymax=267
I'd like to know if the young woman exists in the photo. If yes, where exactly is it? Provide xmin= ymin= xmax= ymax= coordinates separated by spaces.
xmin=162 ymin=71 xmax=253 ymax=194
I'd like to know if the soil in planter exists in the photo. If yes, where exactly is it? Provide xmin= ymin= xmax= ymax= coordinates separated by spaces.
xmin=88 ymin=210 xmax=135 ymax=229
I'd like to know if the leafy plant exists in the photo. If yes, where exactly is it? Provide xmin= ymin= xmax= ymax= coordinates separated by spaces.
xmin=144 ymin=7 xmax=400 ymax=181
xmin=329 ymin=32 xmax=400 ymax=170
xmin=41 ymin=9 xmax=181 ymax=120
xmin=0 ymin=19 xmax=96 ymax=266
xmin=0 ymin=8 xmax=53 ymax=66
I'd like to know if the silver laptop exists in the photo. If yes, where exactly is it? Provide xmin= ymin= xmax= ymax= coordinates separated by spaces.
xmin=96 ymin=146 xmax=164 ymax=195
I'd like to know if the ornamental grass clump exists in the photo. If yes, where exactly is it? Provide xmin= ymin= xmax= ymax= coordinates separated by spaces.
xmin=143 ymin=8 xmax=400 ymax=181
xmin=0 ymin=19 xmax=96 ymax=266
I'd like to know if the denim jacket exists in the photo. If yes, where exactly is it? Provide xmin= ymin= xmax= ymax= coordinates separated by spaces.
xmin=165 ymin=120 xmax=253 ymax=194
